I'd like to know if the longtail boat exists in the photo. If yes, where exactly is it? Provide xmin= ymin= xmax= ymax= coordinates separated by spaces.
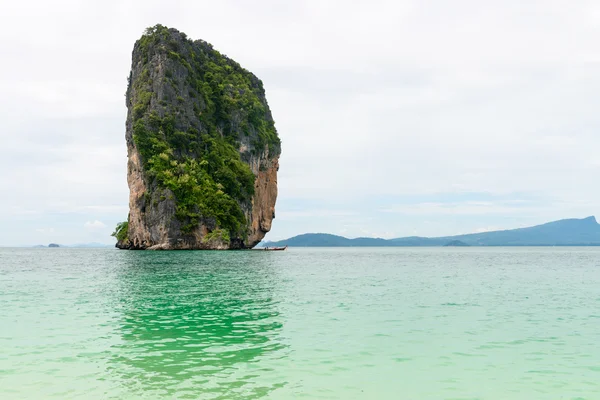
xmin=264 ymin=245 xmax=287 ymax=251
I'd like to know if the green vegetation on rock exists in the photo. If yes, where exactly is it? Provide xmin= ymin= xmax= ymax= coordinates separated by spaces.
xmin=126 ymin=25 xmax=280 ymax=239
xmin=111 ymin=221 xmax=129 ymax=243
xmin=202 ymin=228 xmax=230 ymax=245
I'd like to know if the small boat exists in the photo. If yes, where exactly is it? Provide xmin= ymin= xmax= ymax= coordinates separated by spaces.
xmin=264 ymin=245 xmax=287 ymax=251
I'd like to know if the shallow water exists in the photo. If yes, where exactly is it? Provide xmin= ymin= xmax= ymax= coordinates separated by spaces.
xmin=1 ymin=247 xmax=599 ymax=399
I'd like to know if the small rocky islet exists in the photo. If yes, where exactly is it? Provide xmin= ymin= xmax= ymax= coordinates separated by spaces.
xmin=113 ymin=25 xmax=281 ymax=250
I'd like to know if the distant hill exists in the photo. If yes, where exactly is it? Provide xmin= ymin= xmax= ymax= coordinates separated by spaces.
xmin=263 ymin=216 xmax=600 ymax=247
xmin=444 ymin=240 xmax=470 ymax=247
xmin=262 ymin=233 xmax=391 ymax=247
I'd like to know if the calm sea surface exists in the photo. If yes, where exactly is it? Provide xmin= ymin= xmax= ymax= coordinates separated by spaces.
xmin=1 ymin=247 xmax=599 ymax=399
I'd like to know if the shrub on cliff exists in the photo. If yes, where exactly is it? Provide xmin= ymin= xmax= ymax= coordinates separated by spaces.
xmin=111 ymin=221 xmax=129 ymax=242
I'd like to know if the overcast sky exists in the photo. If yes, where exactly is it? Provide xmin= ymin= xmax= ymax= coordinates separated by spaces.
xmin=1 ymin=0 xmax=599 ymax=245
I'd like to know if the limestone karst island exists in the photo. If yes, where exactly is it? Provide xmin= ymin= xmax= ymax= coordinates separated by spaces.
xmin=112 ymin=25 xmax=280 ymax=250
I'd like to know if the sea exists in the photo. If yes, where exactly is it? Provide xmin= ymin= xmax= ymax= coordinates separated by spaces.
xmin=1 ymin=247 xmax=599 ymax=399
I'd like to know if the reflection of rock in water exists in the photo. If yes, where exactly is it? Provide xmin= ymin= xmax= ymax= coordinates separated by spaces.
xmin=109 ymin=252 xmax=287 ymax=399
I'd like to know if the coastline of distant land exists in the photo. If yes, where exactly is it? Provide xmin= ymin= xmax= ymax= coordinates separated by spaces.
xmin=262 ymin=216 xmax=600 ymax=247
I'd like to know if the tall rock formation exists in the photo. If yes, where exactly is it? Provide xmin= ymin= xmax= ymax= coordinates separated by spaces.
xmin=116 ymin=25 xmax=280 ymax=250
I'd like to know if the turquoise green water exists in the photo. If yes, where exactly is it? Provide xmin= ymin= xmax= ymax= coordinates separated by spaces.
xmin=1 ymin=247 xmax=599 ymax=399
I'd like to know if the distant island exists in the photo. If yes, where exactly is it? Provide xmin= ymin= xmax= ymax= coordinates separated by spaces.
xmin=263 ymin=216 xmax=600 ymax=247
xmin=48 ymin=243 xmax=60 ymax=248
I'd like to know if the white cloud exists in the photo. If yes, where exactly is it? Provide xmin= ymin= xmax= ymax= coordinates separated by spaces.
xmin=382 ymin=201 xmax=544 ymax=216
xmin=84 ymin=220 xmax=106 ymax=230
xmin=277 ymin=209 xmax=357 ymax=220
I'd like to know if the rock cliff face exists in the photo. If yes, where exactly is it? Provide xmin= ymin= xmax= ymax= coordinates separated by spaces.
xmin=117 ymin=25 xmax=280 ymax=250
